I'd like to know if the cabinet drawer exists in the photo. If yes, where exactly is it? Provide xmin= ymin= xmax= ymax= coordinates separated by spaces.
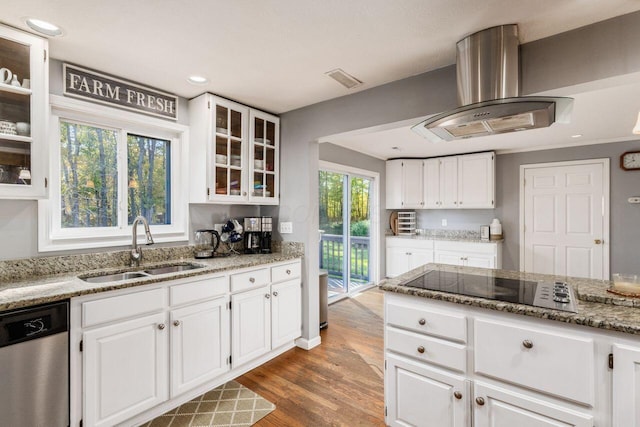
xmin=170 ymin=275 xmax=228 ymax=306
xmin=271 ymin=261 xmax=301 ymax=282
xmin=434 ymin=240 xmax=496 ymax=254
xmin=82 ymin=288 xmax=165 ymax=328
xmin=230 ymin=268 xmax=270 ymax=293
xmin=386 ymin=299 xmax=466 ymax=343
xmin=474 ymin=319 xmax=595 ymax=405
xmin=386 ymin=237 xmax=435 ymax=250
xmin=387 ymin=326 xmax=466 ymax=373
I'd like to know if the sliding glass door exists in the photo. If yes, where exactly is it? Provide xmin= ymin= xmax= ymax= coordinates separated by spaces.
xmin=319 ymin=164 xmax=376 ymax=300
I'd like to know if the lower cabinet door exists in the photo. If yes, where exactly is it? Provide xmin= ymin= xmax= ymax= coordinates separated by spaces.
xmin=473 ymin=382 xmax=594 ymax=427
xmin=435 ymin=251 xmax=464 ymax=266
xmin=408 ymin=249 xmax=434 ymax=271
xmin=271 ymin=279 xmax=302 ymax=348
xmin=170 ymin=297 xmax=230 ymax=397
xmin=386 ymin=354 xmax=469 ymax=427
xmin=465 ymin=254 xmax=494 ymax=268
xmin=232 ymin=285 xmax=271 ymax=367
xmin=387 ymin=247 xmax=411 ymax=277
xmin=83 ymin=312 xmax=168 ymax=427
xmin=612 ymin=343 xmax=640 ymax=427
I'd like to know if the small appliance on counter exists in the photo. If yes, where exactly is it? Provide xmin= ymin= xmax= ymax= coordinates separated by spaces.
xmin=194 ymin=229 xmax=221 ymax=258
xmin=243 ymin=216 xmax=273 ymax=254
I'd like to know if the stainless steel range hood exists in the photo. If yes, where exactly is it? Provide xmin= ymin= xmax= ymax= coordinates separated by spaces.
xmin=412 ymin=25 xmax=573 ymax=142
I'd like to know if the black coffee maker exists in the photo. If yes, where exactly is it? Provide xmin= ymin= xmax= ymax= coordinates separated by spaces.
xmin=243 ymin=217 xmax=272 ymax=254
xmin=260 ymin=217 xmax=272 ymax=254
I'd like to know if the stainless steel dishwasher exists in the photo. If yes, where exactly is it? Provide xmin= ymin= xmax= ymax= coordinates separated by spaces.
xmin=0 ymin=301 xmax=69 ymax=427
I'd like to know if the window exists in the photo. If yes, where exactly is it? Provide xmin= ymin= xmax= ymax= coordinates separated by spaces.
xmin=39 ymin=96 xmax=189 ymax=251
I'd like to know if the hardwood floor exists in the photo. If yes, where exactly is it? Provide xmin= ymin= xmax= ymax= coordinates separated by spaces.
xmin=235 ymin=288 xmax=385 ymax=426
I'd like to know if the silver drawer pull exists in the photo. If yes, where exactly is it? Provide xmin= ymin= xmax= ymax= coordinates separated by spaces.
xmin=417 ymin=346 xmax=425 ymax=354
xmin=454 ymin=391 xmax=462 ymax=400
xmin=249 ymin=277 xmax=256 ymax=283
xmin=475 ymin=397 xmax=485 ymax=406
xmin=173 ymin=320 xmax=181 ymax=327
xmin=286 ymin=269 xmax=291 ymax=275
xmin=265 ymin=294 xmax=271 ymax=299
xmin=522 ymin=340 xmax=533 ymax=349
xmin=418 ymin=318 xmax=426 ymax=326
xmin=157 ymin=323 xmax=166 ymax=330
xmin=273 ymin=291 xmax=279 ymax=297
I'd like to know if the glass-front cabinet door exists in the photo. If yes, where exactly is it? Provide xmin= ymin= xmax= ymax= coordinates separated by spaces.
xmin=249 ymin=110 xmax=279 ymax=205
xmin=0 ymin=25 xmax=48 ymax=199
xmin=209 ymin=98 xmax=248 ymax=202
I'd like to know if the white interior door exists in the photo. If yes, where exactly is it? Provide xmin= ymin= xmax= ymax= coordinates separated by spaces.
xmin=521 ymin=159 xmax=609 ymax=279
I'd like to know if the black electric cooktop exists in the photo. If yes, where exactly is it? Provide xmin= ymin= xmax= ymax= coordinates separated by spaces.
xmin=402 ymin=270 xmax=578 ymax=313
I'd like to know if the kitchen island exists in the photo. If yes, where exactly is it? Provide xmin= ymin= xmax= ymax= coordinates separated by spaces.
xmin=379 ymin=263 xmax=640 ymax=427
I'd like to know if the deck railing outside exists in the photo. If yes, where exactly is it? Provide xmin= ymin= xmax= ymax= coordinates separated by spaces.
xmin=319 ymin=233 xmax=370 ymax=281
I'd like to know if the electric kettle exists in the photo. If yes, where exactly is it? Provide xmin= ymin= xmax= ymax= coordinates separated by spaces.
xmin=194 ymin=229 xmax=221 ymax=258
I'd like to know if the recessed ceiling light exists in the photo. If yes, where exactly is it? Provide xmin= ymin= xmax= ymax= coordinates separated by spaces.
xmin=187 ymin=75 xmax=208 ymax=85
xmin=25 ymin=18 xmax=63 ymax=37
xmin=571 ymin=134 xmax=583 ymax=138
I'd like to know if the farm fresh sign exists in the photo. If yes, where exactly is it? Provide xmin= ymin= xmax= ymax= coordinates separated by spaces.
xmin=63 ymin=63 xmax=178 ymax=120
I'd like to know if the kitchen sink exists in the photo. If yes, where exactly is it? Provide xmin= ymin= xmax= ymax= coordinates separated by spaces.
xmin=144 ymin=263 xmax=204 ymax=275
xmin=81 ymin=271 xmax=149 ymax=283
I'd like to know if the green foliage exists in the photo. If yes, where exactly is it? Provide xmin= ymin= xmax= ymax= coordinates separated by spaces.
xmin=350 ymin=220 xmax=369 ymax=236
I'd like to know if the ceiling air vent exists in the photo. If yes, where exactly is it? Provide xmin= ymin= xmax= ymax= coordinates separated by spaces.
xmin=325 ymin=68 xmax=362 ymax=89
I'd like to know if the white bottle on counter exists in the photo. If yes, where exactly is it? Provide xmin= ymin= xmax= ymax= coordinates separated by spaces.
xmin=490 ymin=218 xmax=503 ymax=240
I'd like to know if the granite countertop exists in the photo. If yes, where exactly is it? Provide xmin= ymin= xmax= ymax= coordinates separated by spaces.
xmin=387 ymin=234 xmax=503 ymax=244
xmin=379 ymin=263 xmax=640 ymax=336
xmin=0 ymin=251 xmax=303 ymax=312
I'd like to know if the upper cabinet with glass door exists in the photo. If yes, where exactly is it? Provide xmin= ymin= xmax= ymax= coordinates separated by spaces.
xmin=249 ymin=110 xmax=279 ymax=204
xmin=188 ymin=93 xmax=279 ymax=205
xmin=0 ymin=24 xmax=48 ymax=199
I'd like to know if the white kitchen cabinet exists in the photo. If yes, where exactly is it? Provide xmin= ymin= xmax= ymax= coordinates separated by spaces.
xmin=458 ymin=152 xmax=495 ymax=208
xmin=271 ymin=279 xmax=302 ymax=348
xmin=170 ymin=297 xmax=230 ymax=397
xmin=423 ymin=158 xmax=441 ymax=208
xmin=386 ymin=159 xmax=423 ymax=209
xmin=188 ymin=93 xmax=279 ymax=204
xmin=231 ymin=285 xmax=272 ymax=367
xmin=83 ymin=312 xmax=168 ymax=427
xmin=473 ymin=382 xmax=593 ymax=427
xmin=386 ymin=354 xmax=470 ymax=427
xmin=434 ymin=240 xmax=501 ymax=269
xmin=612 ymin=343 xmax=640 ymax=427
xmin=440 ymin=156 xmax=459 ymax=208
xmin=0 ymin=24 xmax=49 ymax=199
xmin=386 ymin=237 xmax=434 ymax=278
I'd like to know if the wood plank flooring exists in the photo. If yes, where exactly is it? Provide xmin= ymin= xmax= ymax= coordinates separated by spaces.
xmin=235 ymin=288 xmax=385 ymax=426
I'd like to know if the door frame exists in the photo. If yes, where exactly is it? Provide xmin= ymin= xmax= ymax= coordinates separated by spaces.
xmin=319 ymin=161 xmax=380 ymax=299
xmin=518 ymin=158 xmax=610 ymax=278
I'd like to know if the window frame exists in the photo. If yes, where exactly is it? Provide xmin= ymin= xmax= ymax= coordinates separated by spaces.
xmin=38 ymin=95 xmax=189 ymax=252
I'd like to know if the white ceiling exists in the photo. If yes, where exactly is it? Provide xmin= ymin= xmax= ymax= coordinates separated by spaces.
xmin=2 ymin=0 xmax=640 ymax=115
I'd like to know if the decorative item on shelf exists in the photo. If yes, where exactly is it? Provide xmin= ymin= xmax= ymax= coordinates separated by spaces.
xmin=0 ymin=68 xmax=11 ymax=84
xmin=10 ymin=74 xmax=20 ymax=87
xmin=254 ymin=159 xmax=264 ymax=170
xmin=215 ymin=154 xmax=227 ymax=164
xmin=480 ymin=225 xmax=490 ymax=241
xmin=21 ymin=79 xmax=30 ymax=89
xmin=15 ymin=122 xmax=30 ymax=137
xmin=389 ymin=211 xmax=398 ymax=235
xmin=0 ymin=120 xmax=17 ymax=135
xmin=397 ymin=211 xmax=417 ymax=235
xmin=18 ymin=167 xmax=31 ymax=181
xmin=490 ymin=218 xmax=503 ymax=240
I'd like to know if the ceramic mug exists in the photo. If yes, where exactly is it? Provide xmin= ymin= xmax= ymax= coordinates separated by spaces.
xmin=0 ymin=68 xmax=12 ymax=84
xmin=16 ymin=122 xmax=30 ymax=136
xmin=21 ymin=78 xmax=30 ymax=89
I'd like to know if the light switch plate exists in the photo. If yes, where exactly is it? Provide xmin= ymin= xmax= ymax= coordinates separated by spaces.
xmin=280 ymin=222 xmax=293 ymax=234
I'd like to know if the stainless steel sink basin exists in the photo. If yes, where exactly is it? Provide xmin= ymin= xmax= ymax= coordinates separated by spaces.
xmin=81 ymin=271 xmax=149 ymax=283
xmin=144 ymin=263 xmax=204 ymax=275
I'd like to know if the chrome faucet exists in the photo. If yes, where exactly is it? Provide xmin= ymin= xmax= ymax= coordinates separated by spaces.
xmin=131 ymin=215 xmax=154 ymax=267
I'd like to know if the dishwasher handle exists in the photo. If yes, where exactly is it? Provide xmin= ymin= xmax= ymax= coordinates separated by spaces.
xmin=0 ymin=301 xmax=68 ymax=348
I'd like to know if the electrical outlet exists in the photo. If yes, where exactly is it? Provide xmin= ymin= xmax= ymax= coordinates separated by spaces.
xmin=280 ymin=222 xmax=293 ymax=234
xmin=441 ymin=219 xmax=447 ymax=227
xmin=629 ymin=197 xmax=640 ymax=204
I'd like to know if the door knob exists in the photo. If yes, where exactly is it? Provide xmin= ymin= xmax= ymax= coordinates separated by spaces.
xmin=286 ymin=269 xmax=291 ymax=275
xmin=476 ymin=397 xmax=485 ymax=406
xmin=417 ymin=346 xmax=425 ymax=354
xmin=157 ymin=323 xmax=166 ymax=330
xmin=173 ymin=320 xmax=181 ymax=327
xmin=454 ymin=391 xmax=462 ymax=400
xmin=249 ymin=277 xmax=256 ymax=283
xmin=594 ymin=239 xmax=602 ymax=245
xmin=522 ymin=340 xmax=533 ymax=349
xmin=418 ymin=318 xmax=426 ymax=325
xmin=273 ymin=291 xmax=279 ymax=297
xmin=265 ymin=294 xmax=271 ymax=299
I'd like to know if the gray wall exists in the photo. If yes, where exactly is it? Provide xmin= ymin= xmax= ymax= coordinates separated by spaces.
xmin=319 ymin=142 xmax=387 ymax=277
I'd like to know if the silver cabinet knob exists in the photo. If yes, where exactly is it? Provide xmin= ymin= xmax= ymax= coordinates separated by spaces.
xmin=476 ymin=397 xmax=485 ymax=406
xmin=243 ymin=191 xmax=247 ymax=196
xmin=418 ymin=318 xmax=426 ymax=326
xmin=265 ymin=294 xmax=271 ymax=299
xmin=522 ymin=340 xmax=533 ymax=349
xmin=273 ymin=291 xmax=279 ymax=297
xmin=249 ymin=277 xmax=255 ymax=283
xmin=173 ymin=320 xmax=181 ymax=327
xmin=459 ymin=201 xmax=463 ymax=205
xmin=157 ymin=323 xmax=166 ymax=330
xmin=454 ymin=201 xmax=457 ymax=204
xmin=417 ymin=346 xmax=425 ymax=354
xmin=454 ymin=391 xmax=462 ymax=400
xmin=286 ymin=269 xmax=291 ymax=275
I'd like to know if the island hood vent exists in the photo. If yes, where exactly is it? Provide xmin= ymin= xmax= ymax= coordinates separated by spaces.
xmin=412 ymin=24 xmax=573 ymax=142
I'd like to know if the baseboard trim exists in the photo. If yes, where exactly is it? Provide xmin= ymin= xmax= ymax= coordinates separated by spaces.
xmin=295 ymin=335 xmax=322 ymax=350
